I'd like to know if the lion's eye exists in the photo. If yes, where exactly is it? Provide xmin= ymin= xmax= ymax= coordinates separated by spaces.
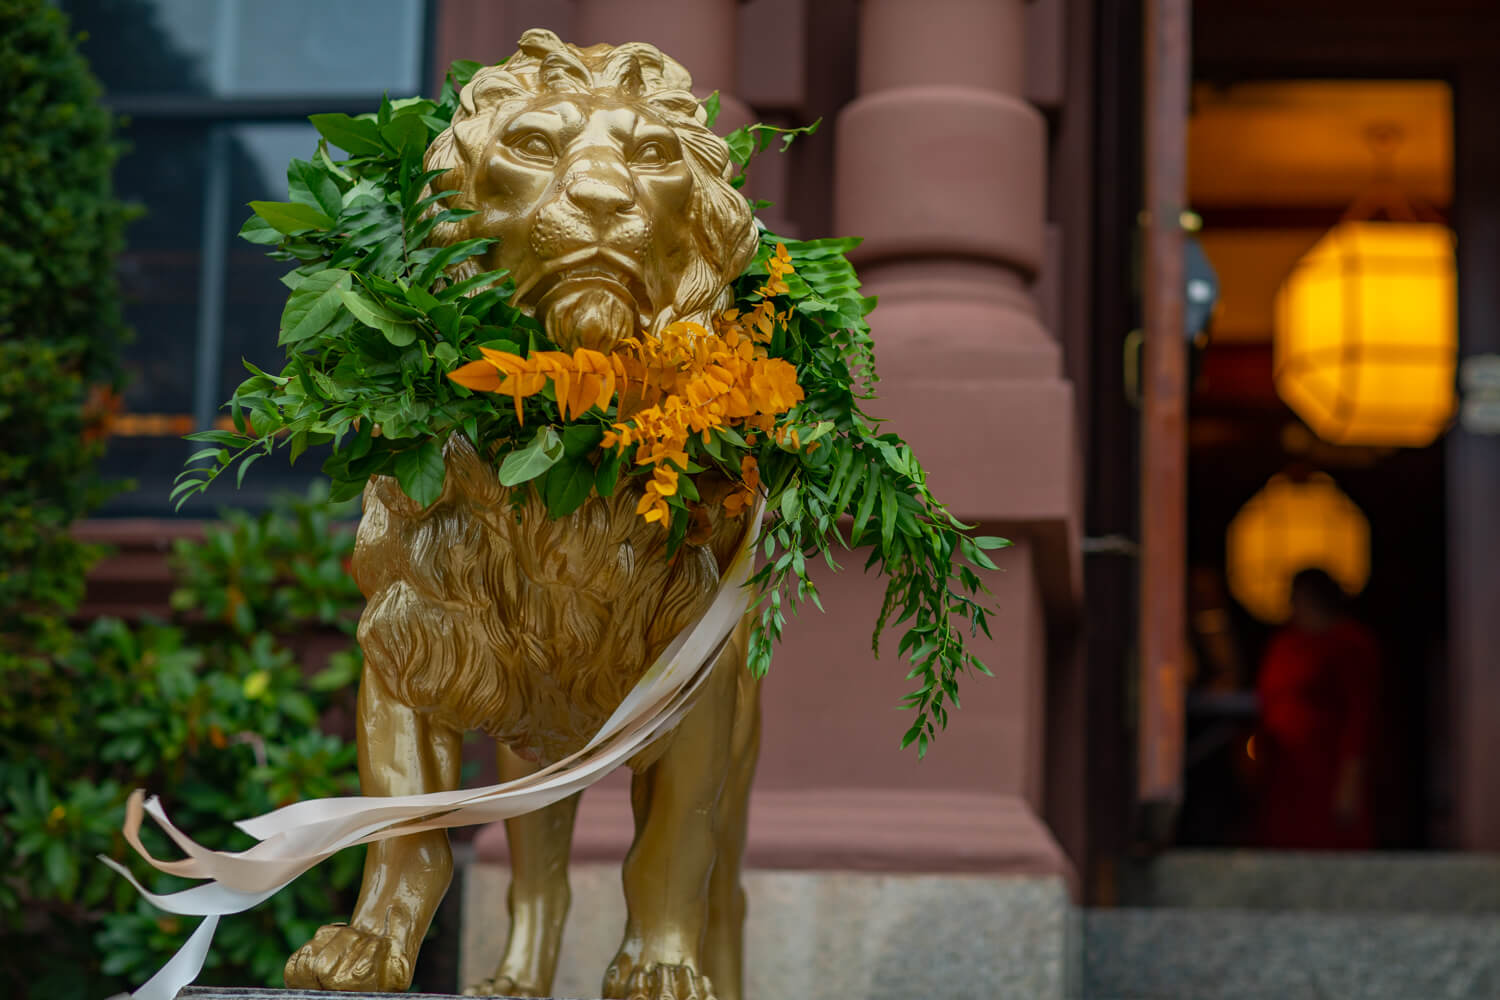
xmin=633 ymin=141 xmax=672 ymax=166
xmin=512 ymin=133 xmax=556 ymax=162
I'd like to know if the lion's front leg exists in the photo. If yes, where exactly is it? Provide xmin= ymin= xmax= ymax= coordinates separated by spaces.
xmin=285 ymin=666 xmax=461 ymax=992
xmin=603 ymin=658 xmax=738 ymax=1000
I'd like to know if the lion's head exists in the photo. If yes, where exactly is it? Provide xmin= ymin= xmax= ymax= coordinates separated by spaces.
xmin=423 ymin=29 xmax=758 ymax=354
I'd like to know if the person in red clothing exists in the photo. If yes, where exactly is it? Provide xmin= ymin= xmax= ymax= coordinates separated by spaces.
xmin=1254 ymin=567 xmax=1379 ymax=849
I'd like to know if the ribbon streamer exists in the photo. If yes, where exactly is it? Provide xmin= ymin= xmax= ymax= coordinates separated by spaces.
xmin=105 ymin=505 xmax=764 ymax=1000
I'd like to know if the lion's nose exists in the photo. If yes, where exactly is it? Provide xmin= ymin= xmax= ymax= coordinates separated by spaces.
xmin=566 ymin=174 xmax=635 ymax=219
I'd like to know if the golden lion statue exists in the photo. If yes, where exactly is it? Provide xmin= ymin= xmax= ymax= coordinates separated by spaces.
xmin=282 ymin=29 xmax=761 ymax=1000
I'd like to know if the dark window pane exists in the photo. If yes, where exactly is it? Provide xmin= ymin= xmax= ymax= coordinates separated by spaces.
xmin=99 ymin=437 xmax=338 ymax=517
xmin=63 ymin=0 xmax=425 ymax=98
xmin=62 ymin=0 xmax=218 ymax=96
xmin=221 ymin=124 xmax=320 ymax=403
xmin=100 ymin=123 xmax=328 ymax=515
xmin=112 ymin=120 xmax=206 ymax=416
xmin=226 ymin=1 xmax=425 ymax=97
xmin=61 ymin=0 xmax=432 ymax=516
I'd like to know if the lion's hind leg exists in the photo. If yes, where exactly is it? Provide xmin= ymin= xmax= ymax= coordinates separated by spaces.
xmin=603 ymin=623 xmax=750 ymax=1000
xmin=703 ymin=638 xmax=760 ymax=1000
xmin=465 ymin=744 xmax=582 ymax=998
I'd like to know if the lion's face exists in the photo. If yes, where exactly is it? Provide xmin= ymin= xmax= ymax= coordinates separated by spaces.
xmin=477 ymin=95 xmax=700 ymax=352
xmin=424 ymin=31 xmax=759 ymax=356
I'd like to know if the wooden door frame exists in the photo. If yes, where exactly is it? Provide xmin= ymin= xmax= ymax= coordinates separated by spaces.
xmin=1138 ymin=0 xmax=1192 ymax=817
xmin=1084 ymin=0 xmax=1145 ymax=901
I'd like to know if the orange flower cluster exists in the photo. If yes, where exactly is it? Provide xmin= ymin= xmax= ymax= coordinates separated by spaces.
xmin=604 ymin=244 xmax=801 ymax=523
xmin=603 ymin=317 xmax=801 ymax=523
xmin=446 ymin=244 xmax=804 ymax=527
xmin=448 ymin=346 xmax=618 ymax=421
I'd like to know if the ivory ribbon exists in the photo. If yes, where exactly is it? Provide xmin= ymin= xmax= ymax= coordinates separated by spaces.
xmin=104 ymin=505 xmax=764 ymax=1000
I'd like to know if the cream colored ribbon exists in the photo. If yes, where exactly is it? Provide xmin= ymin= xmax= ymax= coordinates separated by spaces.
xmin=104 ymin=505 xmax=764 ymax=1000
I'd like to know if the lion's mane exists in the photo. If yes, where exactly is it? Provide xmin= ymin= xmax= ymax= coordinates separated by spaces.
xmin=352 ymin=437 xmax=739 ymax=759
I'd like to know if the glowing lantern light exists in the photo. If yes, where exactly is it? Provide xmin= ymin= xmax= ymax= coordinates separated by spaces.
xmin=1273 ymin=221 xmax=1456 ymax=447
xmin=1225 ymin=472 xmax=1370 ymax=623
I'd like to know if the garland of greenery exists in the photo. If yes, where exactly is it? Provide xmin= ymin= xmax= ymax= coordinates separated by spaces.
xmin=174 ymin=60 xmax=1008 ymax=754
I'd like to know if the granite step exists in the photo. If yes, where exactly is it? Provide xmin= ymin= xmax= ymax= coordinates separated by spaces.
xmin=1122 ymin=850 xmax=1500 ymax=913
xmin=1084 ymin=908 xmax=1500 ymax=1000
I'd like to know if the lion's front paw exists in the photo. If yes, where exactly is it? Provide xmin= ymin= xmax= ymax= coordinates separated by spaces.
xmin=283 ymin=922 xmax=413 ymax=992
xmin=464 ymin=972 xmax=549 ymax=997
xmin=605 ymin=959 xmax=716 ymax=1000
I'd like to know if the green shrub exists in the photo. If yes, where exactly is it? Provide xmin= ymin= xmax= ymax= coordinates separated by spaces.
xmin=0 ymin=492 xmax=366 ymax=998
xmin=0 ymin=5 xmax=368 ymax=995
xmin=0 ymin=0 xmax=133 ymax=669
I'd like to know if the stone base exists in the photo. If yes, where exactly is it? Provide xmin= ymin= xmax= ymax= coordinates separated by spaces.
xmin=177 ymin=990 xmax=473 ymax=999
xmin=460 ymin=863 xmax=1078 ymax=1000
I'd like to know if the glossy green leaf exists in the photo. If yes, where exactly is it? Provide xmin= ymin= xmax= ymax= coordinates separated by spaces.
xmin=497 ymin=426 xmax=563 ymax=487
xmin=381 ymin=114 xmax=428 ymax=156
xmin=287 ymin=159 xmax=343 ymax=218
xmin=340 ymin=288 xmax=416 ymax=347
xmin=595 ymin=446 xmax=624 ymax=497
xmin=393 ymin=437 xmax=446 ymax=507
xmin=543 ymin=456 xmax=596 ymax=518
xmin=238 ymin=214 xmax=282 ymax=245
xmin=309 ymin=113 xmax=388 ymax=156
xmin=562 ymin=423 xmax=604 ymax=459
xmin=249 ymin=200 xmax=333 ymax=235
xmin=278 ymin=269 xmax=351 ymax=346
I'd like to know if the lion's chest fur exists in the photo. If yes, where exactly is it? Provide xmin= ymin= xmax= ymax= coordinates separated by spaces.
xmin=349 ymin=438 xmax=736 ymax=762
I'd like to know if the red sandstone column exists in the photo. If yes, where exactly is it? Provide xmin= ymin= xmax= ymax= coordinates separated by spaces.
xmin=432 ymin=0 xmax=576 ymax=85
xmin=573 ymin=0 xmax=755 ymax=133
xmin=754 ymin=0 xmax=1082 ymax=885
xmin=838 ymin=0 xmax=1058 ymax=389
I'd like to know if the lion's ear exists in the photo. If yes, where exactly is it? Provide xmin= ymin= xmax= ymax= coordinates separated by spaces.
xmin=677 ymin=179 xmax=758 ymax=318
xmin=420 ymin=127 xmax=489 ymax=282
xmin=701 ymin=175 xmax=760 ymax=282
xmin=721 ymin=208 xmax=762 ymax=285
xmin=421 ymin=130 xmax=467 ymax=250
xmin=673 ymin=128 xmax=758 ymax=309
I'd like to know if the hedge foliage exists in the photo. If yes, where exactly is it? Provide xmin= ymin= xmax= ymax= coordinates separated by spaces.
xmin=0 ymin=0 xmax=132 ymax=670
xmin=0 ymin=4 xmax=366 ymax=994
xmin=0 ymin=493 xmax=367 ymax=997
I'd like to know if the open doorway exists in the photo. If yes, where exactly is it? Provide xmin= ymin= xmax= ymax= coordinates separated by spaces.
xmin=1177 ymin=80 xmax=1453 ymax=850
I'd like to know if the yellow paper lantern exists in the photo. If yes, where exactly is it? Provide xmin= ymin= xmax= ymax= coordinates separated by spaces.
xmin=1225 ymin=472 xmax=1370 ymax=623
xmin=1273 ymin=221 xmax=1456 ymax=447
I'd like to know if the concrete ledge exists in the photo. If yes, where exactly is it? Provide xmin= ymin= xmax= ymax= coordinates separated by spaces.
xmin=461 ymin=864 xmax=1077 ymax=1000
